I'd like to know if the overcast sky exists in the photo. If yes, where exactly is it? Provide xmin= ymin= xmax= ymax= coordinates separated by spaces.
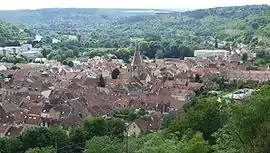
xmin=0 ymin=0 xmax=269 ymax=10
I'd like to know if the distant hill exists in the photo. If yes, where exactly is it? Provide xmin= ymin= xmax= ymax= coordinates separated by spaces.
xmin=0 ymin=5 xmax=269 ymax=49
xmin=0 ymin=22 xmax=33 ymax=46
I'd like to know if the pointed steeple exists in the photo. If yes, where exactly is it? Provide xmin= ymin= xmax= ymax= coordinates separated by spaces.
xmin=131 ymin=43 xmax=142 ymax=66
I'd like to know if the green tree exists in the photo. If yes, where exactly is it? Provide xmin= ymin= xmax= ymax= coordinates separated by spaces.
xmin=155 ymin=49 xmax=164 ymax=59
xmin=41 ymin=46 xmax=53 ymax=58
xmin=111 ymin=68 xmax=120 ymax=79
xmin=180 ymin=132 xmax=210 ymax=153
xmin=84 ymin=136 xmax=124 ymax=153
xmin=195 ymin=74 xmax=200 ymax=82
xmin=25 ymin=147 xmax=55 ymax=153
xmin=19 ymin=127 xmax=54 ymax=152
xmin=168 ymin=98 xmax=228 ymax=144
xmin=67 ymin=61 xmax=74 ymax=67
xmin=222 ymin=85 xmax=270 ymax=153
xmin=48 ymin=126 xmax=68 ymax=153
xmin=84 ymin=117 xmax=107 ymax=139
xmin=215 ymin=38 xmax=219 ymax=48
xmin=69 ymin=126 xmax=86 ymax=153
xmin=241 ymin=53 xmax=248 ymax=63
xmin=98 ymin=74 xmax=105 ymax=87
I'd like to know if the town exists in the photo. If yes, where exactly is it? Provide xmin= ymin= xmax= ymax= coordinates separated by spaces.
xmin=0 ymin=4 xmax=270 ymax=153
xmin=0 ymin=41 xmax=264 ymax=137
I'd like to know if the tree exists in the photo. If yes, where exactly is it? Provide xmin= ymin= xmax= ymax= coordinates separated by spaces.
xmin=215 ymin=38 xmax=219 ymax=48
xmin=221 ymin=85 xmax=270 ymax=153
xmin=241 ymin=53 xmax=248 ymax=63
xmin=195 ymin=74 xmax=200 ymax=82
xmin=105 ymin=118 xmax=126 ymax=139
xmin=168 ymin=97 xmax=228 ymax=144
xmin=84 ymin=117 xmax=107 ymax=139
xmin=41 ymin=46 xmax=53 ymax=58
xmin=135 ymin=131 xmax=209 ymax=153
xmin=111 ymin=68 xmax=120 ymax=79
xmin=67 ymin=61 xmax=74 ymax=67
xmin=83 ymin=117 xmax=125 ymax=140
xmin=19 ymin=127 xmax=54 ymax=152
xmin=180 ymin=132 xmax=210 ymax=153
xmin=98 ymin=74 xmax=105 ymax=87
xmin=48 ymin=126 xmax=68 ymax=153
xmin=69 ymin=126 xmax=86 ymax=153
xmin=155 ymin=49 xmax=164 ymax=59
xmin=7 ymin=74 xmax=13 ymax=78
xmin=25 ymin=147 xmax=55 ymax=153
xmin=84 ymin=136 xmax=124 ymax=153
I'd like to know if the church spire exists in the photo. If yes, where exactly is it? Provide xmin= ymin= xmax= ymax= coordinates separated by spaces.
xmin=131 ymin=42 xmax=142 ymax=66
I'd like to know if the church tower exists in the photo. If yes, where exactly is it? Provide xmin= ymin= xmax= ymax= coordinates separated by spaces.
xmin=131 ymin=43 xmax=144 ymax=79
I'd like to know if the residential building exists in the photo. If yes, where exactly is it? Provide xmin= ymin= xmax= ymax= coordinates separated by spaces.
xmin=194 ymin=50 xmax=229 ymax=58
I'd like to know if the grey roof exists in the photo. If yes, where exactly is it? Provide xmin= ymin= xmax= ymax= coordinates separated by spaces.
xmin=2 ymin=103 xmax=18 ymax=113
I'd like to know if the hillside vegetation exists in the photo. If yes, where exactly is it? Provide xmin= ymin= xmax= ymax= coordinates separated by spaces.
xmin=0 ymin=5 xmax=269 ymax=63
xmin=0 ymin=5 xmax=269 ymax=48
xmin=0 ymin=22 xmax=32 ymax=46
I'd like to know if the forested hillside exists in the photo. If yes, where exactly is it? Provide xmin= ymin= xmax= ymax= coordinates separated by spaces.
xmin=0 ymin=22 xmax=33 ymax=46
xmin=0 ymin=5 xmax=269 ymax=62
xmin=0 ymin=5 xmax=269 ymax=47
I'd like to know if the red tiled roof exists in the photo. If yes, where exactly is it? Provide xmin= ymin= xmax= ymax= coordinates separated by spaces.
xmin=28 ymin=105 xmax=42 ymax=116
xmin=134 ymin=115 xmax=162 ymax=132
xmin=5 ymin=126 xmax=23 ymax=137
xmin=24 ymin=115 xmax=41 ymax=125
xmin=0 ymin=123 xmax=11 ymax=134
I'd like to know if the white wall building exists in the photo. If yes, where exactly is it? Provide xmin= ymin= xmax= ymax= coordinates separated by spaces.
xmin=194 ymin=50 xmax=230 ymax=58
xmin=0 ymin=44 xmax=42 ymax=57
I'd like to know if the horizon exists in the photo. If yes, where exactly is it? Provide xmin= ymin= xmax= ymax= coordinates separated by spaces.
xmin=0 ymin=4 xmax=269 ymax=12
xmin=0 ymin=0 xmax=269 ymax=11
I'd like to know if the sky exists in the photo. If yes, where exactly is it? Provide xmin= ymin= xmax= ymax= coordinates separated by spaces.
xmin=0 ymin=0 xmax=269 ymax=10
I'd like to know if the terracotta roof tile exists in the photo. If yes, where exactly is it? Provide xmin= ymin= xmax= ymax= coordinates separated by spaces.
xmin=5 ymin=126 xmax=23 ymax=137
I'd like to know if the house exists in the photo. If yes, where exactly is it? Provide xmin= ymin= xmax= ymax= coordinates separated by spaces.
xmin=1 ymin=103 xmax=18 ymax=114
xmin=224 ymin=88 xmax=254 ymax=100
xmin=194 ymin=50 xmax=229 ymax=58
xmin=126 ymin=113 xmax=163 ymax=136
xmin=5 ymin=126 xmax=23 ymax=137
xmin=28 ymin=105 xmax=42 ymax=117
xmin=24 ymin=115 xmax=42 ymax=127
xmin=0 ymin=123 xmax=11 ymax=137
xmin=0 ymin=105 xmax=14 ymax=123
xmin=41 ymin=103 xmax=58 ymax=119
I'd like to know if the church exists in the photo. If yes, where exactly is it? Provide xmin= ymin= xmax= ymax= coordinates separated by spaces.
xmin=130 ymin=43 xmax=148 ymax=80
xmin=117 ymin=42 xmax=153 ymax=85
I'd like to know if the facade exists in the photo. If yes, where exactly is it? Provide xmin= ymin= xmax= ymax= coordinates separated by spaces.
xmin=0 ymin=44 xmax=42 ymax=57
xmin=130 ymin=43 xmax=147 ymax=79
xmin=194 ymin=50 xmax=230 ymax=58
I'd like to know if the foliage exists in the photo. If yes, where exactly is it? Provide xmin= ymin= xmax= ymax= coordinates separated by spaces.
xmin=195 ymin=74 xmax=201 ymax=83
xmin=83 ymin=117 xmax=125 ymax=140
xmin=0 ymin=22 xmax=32 ymax=46
xmin=241 ymin=53 xmax=248 ymax=62
xmin=0 ymin=55 xmax=28 ymax=64
xmin=98 ymin=74 xmax=106 ymax=87
xmin=135 ymin=131 xmax=210 ymax=153
xmin=25 ymin=147 xmax=55 ymax=153
xmin=69 ymin=126 xmax=86 ymax=153
xmin=84 ymin=136 xmax=124 ymax=153
xmin=112 ymin=108 xmax=147 ymax=121
xmin=168 ymin=97 xmax=228 ymax=144
xmin=111 ymin=68 xmax=120 ymax=79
